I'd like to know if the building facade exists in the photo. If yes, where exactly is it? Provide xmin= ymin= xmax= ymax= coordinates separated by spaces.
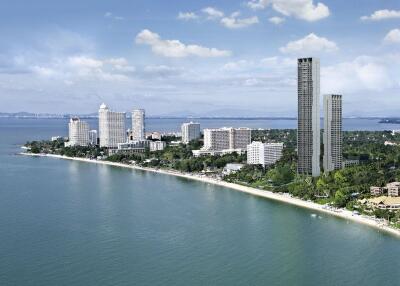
xmin=89 ymin=130 xmax=98 ymax=145
xmin=67 ymin=117 xmax=89 ymax=146
xmin=181 ymin=122 xmax=201 ymax=144
xmin=323 ymin=94 xmax=343 ymax=172
xmin=132 ymin=109 xmax=145 ymax=141
xmin=99 ymin=103 xmax=126 ymax=148
xmin=247 ymin=142 xmax=284 ymax=166
xmin=203 ymin=127 xmax=251 ymax=151
xmin=149 ymin=141 xmax=166 ymax=152
xmin=297 ymin=57 xmax=320 ymax=177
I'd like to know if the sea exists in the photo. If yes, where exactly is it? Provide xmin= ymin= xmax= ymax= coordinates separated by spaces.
xmin=0 ymin=117 xmax=399 ymax=286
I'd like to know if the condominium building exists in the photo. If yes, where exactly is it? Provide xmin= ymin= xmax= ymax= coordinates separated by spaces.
xmin=387 ymin=182 xmax=400 ymax=197
xmin=66 ymin=117 xmax=90 ymax=146
xmin=181 ymin=122 xmax=201 ymax=144
xmin=132 ymin=109 xmax=145 ymax=141
xmin=203 ymin=127 xmax=251 ymax=151
xmin=247 ymin=142 xmax=284 ymax=166
xmin=297 ymin=57 xmax=320 ymax=177
xmin=323 ymin=94 xmax=343 ymax=172
xmin=99 ymin=103 xmax=126 ymax=148
xmin=89 ymin=130 xmax=98 ymax=145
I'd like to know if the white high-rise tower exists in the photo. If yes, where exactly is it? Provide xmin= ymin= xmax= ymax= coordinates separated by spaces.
xmin=323 ymin=94 xmax=342 ymax=172
xmin=98 ymin=103 xmax=126 ymax=148
xmin=181 ymin=122 xmax=201 ymax=143
xmin=132 ymin=109 xmax=145 ymax=141
xmin=297 ymin=57 xmax=320 ymax=177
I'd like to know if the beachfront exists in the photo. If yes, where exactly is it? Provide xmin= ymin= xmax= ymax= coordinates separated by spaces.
xmin=21 ymin=152 xmax=400 ymax=238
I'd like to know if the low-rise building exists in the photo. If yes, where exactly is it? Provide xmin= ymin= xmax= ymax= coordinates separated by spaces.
xmin=342 ymin=159 xmax=360 ymax=168
xmin=247 ymin=142 xmax=283 ymax=166
xmin=370 ymin=186 xmax=383 ymax=196
xmin=361 ymin=196 xmax=400 ymax=210
xmin=192 ymin=148 xmax=246 ymax=157
xmin=386 ymin=182 xmax=400 ymax=197
xmin=149 ymin=141 xmax=166 ymax=152
xmin=110 ymin=140 xmax=150 ymax=155
xmin=223 ymin=163 xmax=244 ymax=175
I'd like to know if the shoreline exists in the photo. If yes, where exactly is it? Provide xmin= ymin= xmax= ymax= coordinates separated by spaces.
xmin=21 ymin=152 xmax=400 ymax=238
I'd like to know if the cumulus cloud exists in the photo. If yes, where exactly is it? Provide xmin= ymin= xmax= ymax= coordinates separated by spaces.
xmin=220 ymin=12 xmax=259 ymax=29
xmin=202 ymin=7 xmax=224 ymax=19
xmin=177 ymin=12 xmax=198 ymax=20
xmin=361 ymin=9 xmax=400 ymax=21
xmin=322 ymin=56 xmax=397 ymax=93
xmin=280 ymin=33 xmax=338 ymax=54
xmin=384 ymin=29 xmax=400 ymax=44
xmin=269 ymin=16 xmax=285 ymax=24
xmin=135 ymin=29 xmax=231 ymax=58
xmin=68 ymin=56 xmax=103 ymax=68
xmin=247 ymin=0 xmax=330 ymax=21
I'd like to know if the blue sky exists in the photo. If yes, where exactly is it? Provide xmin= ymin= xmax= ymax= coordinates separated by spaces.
xmin=0 ymin=0 xmax=399 ymax=116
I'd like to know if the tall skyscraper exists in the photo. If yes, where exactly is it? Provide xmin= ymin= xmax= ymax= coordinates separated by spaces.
xmin=323 ymin=94 xmax=343 ymax=172
xmin=67 ymin=117 xmax=89 ymax=146
xmin=132 ymin=109 xmax=145 ymax=141
xmin=181 ymin=122 xmax=201 ymax=143
xmin=297 ymin=57 xmax=320 ymax=177
xmin=99 ymin=103 xmax=126 ymax=148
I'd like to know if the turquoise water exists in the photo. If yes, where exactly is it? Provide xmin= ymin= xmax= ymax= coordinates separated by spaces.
xmin=0 ymin=118 xmax=399 ymax=285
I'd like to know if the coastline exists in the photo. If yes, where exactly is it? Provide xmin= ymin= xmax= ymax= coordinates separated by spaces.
xmin=21 ymin=152 xmax=400 ymax=238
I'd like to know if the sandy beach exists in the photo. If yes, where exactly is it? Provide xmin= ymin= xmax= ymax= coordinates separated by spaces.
xmin=21 ymin=152 xmax=400 ymax=238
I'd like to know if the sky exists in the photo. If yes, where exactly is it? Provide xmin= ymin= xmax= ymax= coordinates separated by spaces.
xmin=0 ymin=0 xmax=399 ymax=117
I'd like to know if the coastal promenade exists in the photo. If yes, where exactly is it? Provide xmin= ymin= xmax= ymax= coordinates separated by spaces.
xmin=21 ymin=152 xmax=400 ymax=238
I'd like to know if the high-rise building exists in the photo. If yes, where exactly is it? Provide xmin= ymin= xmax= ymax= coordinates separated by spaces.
xmin=203 ymin=127 xmax=251 ymax=151
xmin=132 ymin=109 xmax=145 ymax=141
xmin=99 ymin=103 xmax=126 ymax=148
xmin=89 ymin=130 xmax=98 ymax=145
xmin=247 ymin=142 xmax=284 ymax=166
xmin=323 ymin=94 xmax=342 ymax=172
xmin=181 ymin=122 xmax=201 ymax=143
xmin=297 ymin=57 xmax=320 ymax=177
xmin=67 ymin=117 xmax=89 ymax=146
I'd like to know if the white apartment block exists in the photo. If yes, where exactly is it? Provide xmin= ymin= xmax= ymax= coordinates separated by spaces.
xmin=132 ymin=109 xmax=145 ymax=141
xmin=150 ymin=141 xmax=166 ymax=152
xmin=323 ymin=94 xmax=343 ymax=172
xmin=297 ymin=57 xmax=320 ymax=177
xmin=247 ymin=142 xmax=284 ymax=166
xmin=181 ymin=122 xmax=201 ymax=144
xmin=89 ymin=130 xmax=98 ymax=145
xmin=99 ymin=103 xmax=126 ymax=148
xmin=66 ymin=117 xmax=89 ymax=147
xmin=203 ymin=127 xmax=251 ymax=151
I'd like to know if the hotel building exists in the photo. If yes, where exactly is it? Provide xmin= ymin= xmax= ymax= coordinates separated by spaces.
xmin=66 ymin=117 xmax=89 ymax=146
xmin=297 ymin=57 xmax=320 ymax=177
xmin=99 ymin=103 xmax=126 ymax=148
xmin=181 ymin=122 xmax=201 ymax=144
xmin=323 ymin=94 xmax=343 ymax=172
xmin=247 ymin=142 xmax=284 ymax=166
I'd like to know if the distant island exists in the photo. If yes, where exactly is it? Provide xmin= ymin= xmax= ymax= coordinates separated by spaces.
xmin=379 ymin=118 xmax=400 ymax=124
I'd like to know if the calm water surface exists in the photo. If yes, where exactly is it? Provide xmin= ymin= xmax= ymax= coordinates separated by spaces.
xmin=0 ymin=118 xmax=399 ymax=286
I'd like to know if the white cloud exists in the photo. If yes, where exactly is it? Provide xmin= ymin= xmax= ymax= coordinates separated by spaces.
xmin=106 ymin=57 xmax=128 ymax=66
xmin=361 ymin=9 xmax=400 ymax=21
xmin=135 ymin=29 xmax=231 ymax=58
xmin=280 ymin=33 xmax=338 ymax=54
xmin=384 ymin=29 xmax=400 ymax=44
xmin=202 ymin=7 xmax=224 ymax=19
xmin=104 ymin=12 xmax=124 ymax=21
xmin=220 ymin=12 xmax=259 ymax=29
xmin=322 ymin=56 xmax=396 ymax=93
xmin=68 ymin=56 xmax=103 ymax=68
xmin=269 ymin=16 xmax=285 ymax=24
xmin=247 ymin=0 xmax=330 ymax=22
xmin=177 ymin=12 xmax=198 ymax=20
